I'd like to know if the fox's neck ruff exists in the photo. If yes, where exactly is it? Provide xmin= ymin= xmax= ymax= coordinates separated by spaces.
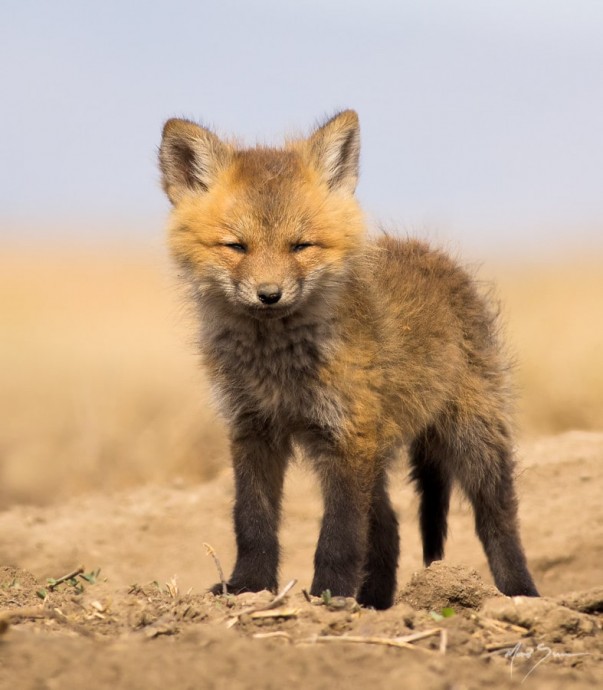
xmin=195 ymin=286 xmax=344 ymax=430
xmin=196 ymin=285 xmax=341 ymax=364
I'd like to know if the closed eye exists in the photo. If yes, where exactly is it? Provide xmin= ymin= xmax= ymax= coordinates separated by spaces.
xmin=291 ymin=242 xmax=314 ymax=253
xmin=223 ymin=242 xmax=247 ymax=253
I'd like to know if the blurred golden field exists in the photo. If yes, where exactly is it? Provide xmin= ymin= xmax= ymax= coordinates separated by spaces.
xmin=1 ymin=244 xmax=602 ymax=507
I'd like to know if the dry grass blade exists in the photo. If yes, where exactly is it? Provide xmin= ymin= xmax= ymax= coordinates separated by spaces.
xmin=261 ymin=579 xmax=297 ymax=610
xmin=299 ymin=628 xmax=441 ymax=653
xmin=203 ymin=543 xmax=227 ymax=596
xmin=394 ymin=628 xmax=442 ymax=644
xmin=485 ymin=640 xmax=523 ymax=653
xmin=226 ymin=579 xmax=298 ymax=627
xmin=249 ymin=607 xmax=299 ymax=620
xmin=165 ymin=576 xmax=180 ymax=599
xmin=252 ymin=631 xmax=292 ymax=641
xmin=477 ymin=616 xmax=529 ymax=634
xmin=0 ymin=606 xmax=94 ymax=637
xmin=439 ymin=628 xmax=448 ymax=654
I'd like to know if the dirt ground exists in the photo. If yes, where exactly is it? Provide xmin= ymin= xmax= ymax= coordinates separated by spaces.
xmin=1 ymin=432 xmax=601 ymax=689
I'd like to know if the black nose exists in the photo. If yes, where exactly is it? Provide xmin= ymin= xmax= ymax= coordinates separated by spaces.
xmin=257 ymin=283 xmax=282 ymax=305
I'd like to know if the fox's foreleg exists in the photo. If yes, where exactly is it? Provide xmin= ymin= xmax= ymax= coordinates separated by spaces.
xmin=309 ymin=439 xmax=396 ymax=605
xmin=310 ymin=458 xmax=371 ymax=600
xmin=210 ymin=423 xmax=291 ymax=595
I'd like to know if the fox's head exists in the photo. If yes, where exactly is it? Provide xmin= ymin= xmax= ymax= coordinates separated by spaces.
xmin=159 ymin=111 xmax=365 ymax=319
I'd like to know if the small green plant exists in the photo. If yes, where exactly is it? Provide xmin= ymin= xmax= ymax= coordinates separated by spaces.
xmin=430 ymin=607 xmax=455 ymax=621
xmin=321 ymin=589 xmax=332 ymax=605
xmin=80 ymin=569 xmax=101 ymax=584
xmin=47 ymin=576 xmax=84 ymax=594
xmin=45 ymin=566 xmax=101 ymax=595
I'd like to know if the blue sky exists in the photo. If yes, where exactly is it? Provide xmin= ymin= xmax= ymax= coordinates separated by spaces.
xmin=2 ymin=0 xmax=602 ymax=253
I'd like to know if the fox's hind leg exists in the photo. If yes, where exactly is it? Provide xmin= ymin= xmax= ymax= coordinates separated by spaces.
xmin=409 ymin=427 xmax=453 ymax=566
xmin=443 ymin=414 xmax=539 ymax=597
xmin=357 ymin=469 xmax=400 ymax=610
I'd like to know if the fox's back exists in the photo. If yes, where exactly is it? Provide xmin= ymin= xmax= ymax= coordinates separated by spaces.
xmin=361 ymin=235 xmax=509 ymax=436
xmin=370 ymin=236 xmax=499 ymax=360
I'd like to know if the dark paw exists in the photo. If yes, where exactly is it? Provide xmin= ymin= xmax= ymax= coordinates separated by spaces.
xmin=208 ymin=581 xmax=250 ymax=596
xmin=208 ymin=580 xmax=276 ymax=596
xmin=501 ymin=583 xmax=540 ymax=598
xmin=309 ymin=579 xmax=356 ymax=600
xmin=497 ymin=572 xmax=540 ymax=598
xmin=357 ymin=585 xmax=395 ymax=610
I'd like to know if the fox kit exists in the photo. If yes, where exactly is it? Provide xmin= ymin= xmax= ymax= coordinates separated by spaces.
xmin=159 ymin=110 xmax=539 ymax=609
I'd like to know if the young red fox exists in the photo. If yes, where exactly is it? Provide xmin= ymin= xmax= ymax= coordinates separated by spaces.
xmin=159 ymin=110 xmax=539 ymax=609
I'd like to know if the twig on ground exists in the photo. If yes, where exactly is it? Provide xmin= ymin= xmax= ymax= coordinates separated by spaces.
xmin=261 ymin=579 xmax=298 ymax=611
xmin=485 ymin=640 xmax=522 ymax=652
xmin=0 ymin=606 xmax=94 ymax=637
xmin=439 ymin=628 xmax=448 ymax=654
xmin=250 ymin=608 xmax=299 ymax=620
xmin=253 ymin=631 xmax=292 ymax=641
xmin=47 ymin=566 xmax=85 ymax=591
xmin=301 ymin=588 xmax=312 ymax=603
xmin=394 ymin=629 xmax=443 ymax=644
xmin=226 ymin=579 xmax=298 ymax=627
xmin=299 ymin=628 xmax=441 ymax=653
xmin=203 ymin=543 xmax=227 ymax=596
xmin=477 ymin=616 xmax=528 ymax=634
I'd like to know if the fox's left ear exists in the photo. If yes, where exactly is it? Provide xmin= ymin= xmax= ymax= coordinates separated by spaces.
xmin=307 ymin=110 xmax=360 ymax=194
xmin=159 ymin=119 xmax=230 ymax=204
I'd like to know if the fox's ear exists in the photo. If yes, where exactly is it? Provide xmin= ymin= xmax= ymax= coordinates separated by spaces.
xmin=307 ymin=110 xmax=360 ymax=194
xmin=159 ymin=119 xmax=230 ymax=204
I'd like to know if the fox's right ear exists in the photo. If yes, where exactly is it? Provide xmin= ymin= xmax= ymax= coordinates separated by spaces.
xmin=159 ymin=119 xmax=230 ymax=204
xmin=307 ymin=110 xmax=360 ymax=195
